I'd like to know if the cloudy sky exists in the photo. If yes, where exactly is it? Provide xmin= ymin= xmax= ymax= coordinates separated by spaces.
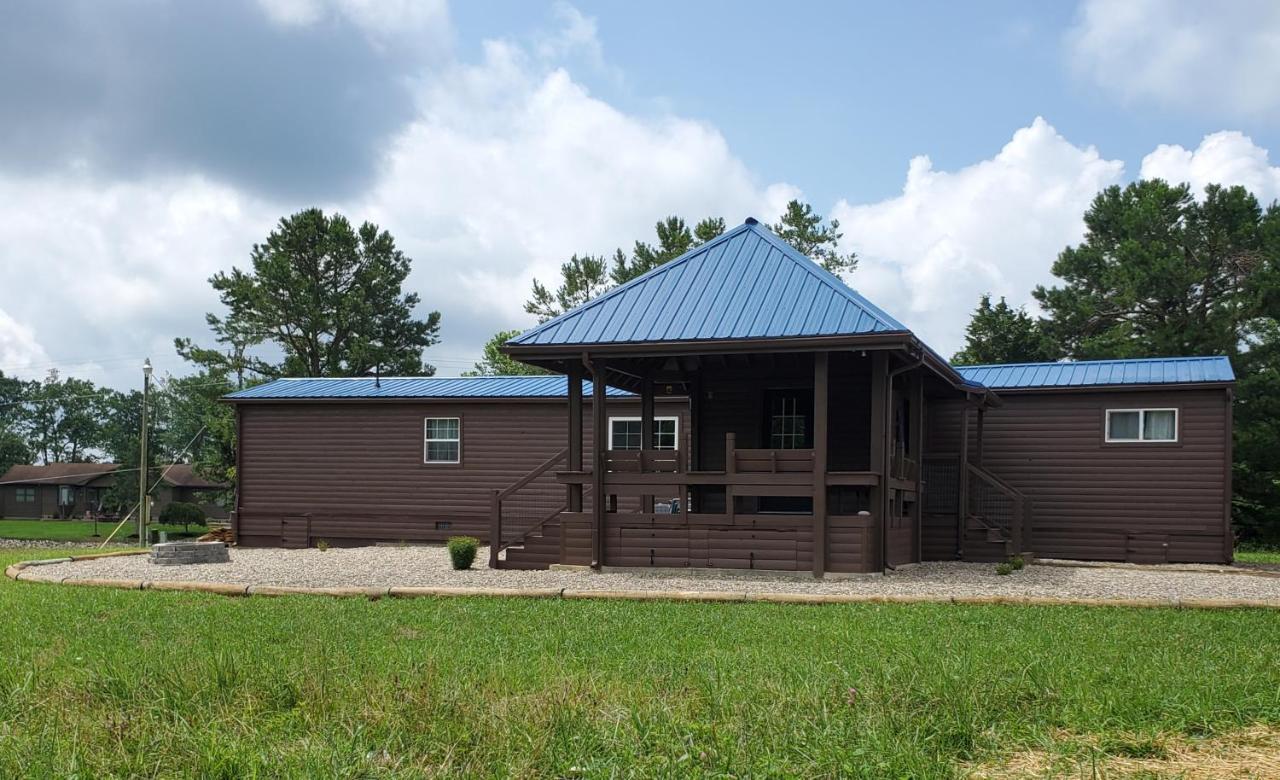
xmin=3 ymin=0 xmax=1280 ymax=389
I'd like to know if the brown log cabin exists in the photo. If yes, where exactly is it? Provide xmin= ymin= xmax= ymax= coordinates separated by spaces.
xmin=226 ymin=219 xmax=1235 ymax=571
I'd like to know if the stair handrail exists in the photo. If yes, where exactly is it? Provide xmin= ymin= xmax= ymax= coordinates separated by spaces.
xmin=490 ymin=447 xmax=569 ymax=568
xmin=965 ymin=462 xmax=1028 ymax=553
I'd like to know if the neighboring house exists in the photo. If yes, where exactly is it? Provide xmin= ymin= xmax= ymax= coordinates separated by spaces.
xmin=0 ymin=462 xmax=231 ymax=521
xmin=226 ymin=218 xmax=1235 ymax=570
xmin=0 ymin=463 xmax=119 ymax=519
xmin=153 ymin=464 xmax=231 ymax=520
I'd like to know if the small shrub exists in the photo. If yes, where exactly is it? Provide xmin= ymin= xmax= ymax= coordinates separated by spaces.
xmin=315 ymin=539 xmax=330 ymax=551
xmin=447 ymin=536 xmax=480 ymax=570
xmin=995 ymin=562 xmax=1015 ymax=576
xmin=1009 ymin=555 xmax=1026 ymax=570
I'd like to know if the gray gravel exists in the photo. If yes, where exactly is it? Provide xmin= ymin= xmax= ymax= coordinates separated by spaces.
xmin=0 ymin=538 xmax=120 ymax=550
xmin=24 ymin=545 xmax=1280 ymax=602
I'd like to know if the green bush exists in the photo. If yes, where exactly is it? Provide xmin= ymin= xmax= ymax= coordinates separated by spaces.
xmin=1009 ymin=555 xmax=1026 ymax=570
xmin=995 ymin=562 xmax=1015 ymax=576
xmin=447 ymin=536 xmax=480 ymax=570
xmin=158 ymin=502 xmax=206 ymax=531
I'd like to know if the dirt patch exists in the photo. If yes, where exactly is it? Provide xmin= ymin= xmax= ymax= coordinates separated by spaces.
xmin=965 ymin=725 xmax=1280 ymax=778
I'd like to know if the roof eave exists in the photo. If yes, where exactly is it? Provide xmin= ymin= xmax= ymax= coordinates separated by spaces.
xmin=502 ymin=331 xmax=916 ymax=360
xmin=980 ymin=380 xmax=1235 ymax=394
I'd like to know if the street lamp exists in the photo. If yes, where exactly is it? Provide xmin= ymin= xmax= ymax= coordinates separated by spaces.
xmin=138 ymin=358 xmax=153 ymax=546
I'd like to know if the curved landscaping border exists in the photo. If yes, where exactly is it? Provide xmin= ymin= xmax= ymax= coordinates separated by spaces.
xmin=6 ymin=551 xmax=1280 ymax=610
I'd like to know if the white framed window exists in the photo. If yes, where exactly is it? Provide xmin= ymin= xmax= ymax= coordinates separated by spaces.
xmin=1105 ymin=408 xmax=1178 ymax=443
xmin=608 ymin=416 xmax=679 ymax=450
xmin=424 ymin=417 xmax=461 ymax=463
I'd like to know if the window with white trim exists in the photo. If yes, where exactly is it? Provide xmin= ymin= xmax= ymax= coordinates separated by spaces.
xmin=608 ymin=416 xmax=679 ymax=450
xmin=1105 ymin=408 xmax=1178 ymax=442
xmin=423 ymin=417 xmax=461 ymax=463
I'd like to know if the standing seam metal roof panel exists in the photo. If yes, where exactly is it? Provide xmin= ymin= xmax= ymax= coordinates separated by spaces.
xmin=224 ymin=376 xmax=634 ymax=400
xmin=953 ymin=357 xmax=1233 ymax=389
xmin=507 ymin=220 xmax=909 ymax=347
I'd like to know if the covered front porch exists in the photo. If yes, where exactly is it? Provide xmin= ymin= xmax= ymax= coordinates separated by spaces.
xmin=553 ymin=347 xmax=929 ymax=574
xmin=491 ymin=218 xmax=1025 ymax=574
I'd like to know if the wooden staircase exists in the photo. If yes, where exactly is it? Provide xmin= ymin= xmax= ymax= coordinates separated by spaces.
xmin=490 ymin=447 xmax=591 ymax=570
xmin=961 ymin=463 xmax=1031 ymax=562
xmin=921 ymin=455 xmax=1032 ymax=563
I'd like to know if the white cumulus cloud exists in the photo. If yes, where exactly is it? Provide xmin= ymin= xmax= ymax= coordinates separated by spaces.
xmin=1067 ymin=0 xmax=1280 ymax=118
xmin=1141 ymin=131 xmax=1280 ymax=203
xmin=831 ymin=117 xmax=1125 ymax=358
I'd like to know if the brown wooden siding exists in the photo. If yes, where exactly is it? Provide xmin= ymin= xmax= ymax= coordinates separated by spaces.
xmin=926 ymin=388 xmax=1231 ymax=564
xmin=236 ymin=398 xmax=688 ymax=547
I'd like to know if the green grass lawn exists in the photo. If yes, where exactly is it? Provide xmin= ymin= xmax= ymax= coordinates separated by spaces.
xmin=2 ymin=549 xmax=1279 ymax=777
xmin=1236 ymin=545 xmax=1280 ymax=565
xmin=0 ymin=518 xmax=208 ymax=541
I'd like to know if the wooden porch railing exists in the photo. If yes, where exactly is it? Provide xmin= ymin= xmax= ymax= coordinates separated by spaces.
xmin=603 ymin=448 xmax=685 ymax=473
xmin=890 ymin=450 xmax=919 ymax=482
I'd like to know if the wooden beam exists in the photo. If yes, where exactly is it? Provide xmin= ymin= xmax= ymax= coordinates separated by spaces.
xmin=975 ymin=407 xmax=985 ymax=467
xmin=868 ymin=352 xmax=888 ymax=571
xmin=958 ymin=404 xmax=971 ymax=559
xmin=590 ymin=358 xmax=609 ymax=568
xmin=911 ymin=371 xmax=925 ymax=564
xmin=813 ymin=351 xmax=829 ymax=578
xmin=640 ymin=376 xmax=654 ymax=514
xmin=567 ymin=363 xmax=583 ymax=513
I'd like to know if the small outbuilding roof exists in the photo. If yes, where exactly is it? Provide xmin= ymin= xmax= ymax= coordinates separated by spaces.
xmin=955 ymin=356 xmax=1234 ymax=390
xmin=158 ymin=464 xmax=228 ymax=490
xmin=0 ymin=462 xmax=120 ymax=486
xmin=507 ymin=219 xmax=906 ymax=348
xmin=224 ymin=375 xmax=632 ymax=401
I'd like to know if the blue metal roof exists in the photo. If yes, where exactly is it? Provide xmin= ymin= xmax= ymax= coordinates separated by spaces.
xmin=508 ymin=219 xmax=908 ymax=347
xmin=224 ymin=375 xmax=633 ymax=401
xmin=955 ymin=356 xmax=1234 ymax=390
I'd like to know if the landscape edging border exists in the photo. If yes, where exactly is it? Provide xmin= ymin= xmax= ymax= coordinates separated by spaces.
xmin=6 ymin=552 xmax=1280 ymax=610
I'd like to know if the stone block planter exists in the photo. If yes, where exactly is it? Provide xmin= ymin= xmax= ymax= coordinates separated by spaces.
xmin=149 ymin=541 xmax=230 ymax=565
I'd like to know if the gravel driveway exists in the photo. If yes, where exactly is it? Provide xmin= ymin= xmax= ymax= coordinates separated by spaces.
xmin=24 ymin=545 xmax=1280 ymax=603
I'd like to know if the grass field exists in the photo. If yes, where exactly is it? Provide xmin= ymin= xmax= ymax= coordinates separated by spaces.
xmin=0 ymin=518 xmax=208 ymax=541
xmin=1237 ymin=545 xmax=1280 ymax=565
xmin=3 ymin=548 xmax=1279 ymax=777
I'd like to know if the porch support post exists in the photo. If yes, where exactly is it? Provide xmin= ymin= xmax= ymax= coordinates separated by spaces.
xmin=590 ymin=357 xmax=607 ymax=568
xmin=868 ymin=352 xmax=888 ymax=571
xmin=640 ymin=377 xmax=655 ymax=514
xmin=975 ymin=407 xmax=985 ymax=468
xmin=812 ymin=351 xmax=829 ymax=578
xmin=958 ymin=402 xmax=971 ymax=559
xmin=567 ymin=363 xmax=584 ymax=513
xmin=911 ymin=371 xmax=925 ymax=563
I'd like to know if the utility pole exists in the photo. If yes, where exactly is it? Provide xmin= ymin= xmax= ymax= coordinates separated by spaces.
xmin=138 ymin=358 xmax=152 ymax=546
